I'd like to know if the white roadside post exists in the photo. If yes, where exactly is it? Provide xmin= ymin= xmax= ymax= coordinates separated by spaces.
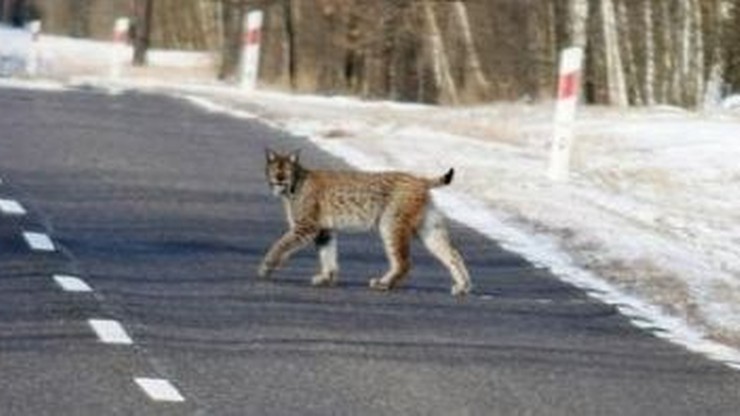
xmin=240 ymin=10 xmax=264 ymax=90
xmin=26 ymin=20 xmax=41 ymax=76
xmin=548 ymin=46 xmax=584 ymax=181
xmin=110 ymin=17 xmax=130 ymax=80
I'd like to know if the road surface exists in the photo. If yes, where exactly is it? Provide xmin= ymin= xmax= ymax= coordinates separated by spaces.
xmin=0 ymin=85 xmax=738 ymax=415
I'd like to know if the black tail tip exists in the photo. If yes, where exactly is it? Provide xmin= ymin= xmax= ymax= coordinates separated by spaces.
xmin=442 ymin=168 xmax=455 ymax=185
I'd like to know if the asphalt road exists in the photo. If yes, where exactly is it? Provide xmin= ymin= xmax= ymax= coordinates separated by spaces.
xmin=0 ymin=85 xmax=739 ymax=415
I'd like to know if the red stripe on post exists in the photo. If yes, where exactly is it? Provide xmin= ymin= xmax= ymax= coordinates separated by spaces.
xmin=244 ymin=29 xmax=261 ymax=46
xmin=558 ymin=71 xmax=579 ymax=100
xmin=113 ymin=31 xmax=127 ymax=43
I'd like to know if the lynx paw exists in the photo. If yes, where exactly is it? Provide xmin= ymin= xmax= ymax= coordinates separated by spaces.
xmin=311 ymin=272 xmax=337 ymax=287
xmin=451 ymin=283 xmax=472 ymax=297
xmin=368 ymin=278 xmax=391 ymax=292
xmin=257 ymin=261 xmax=276 ymax=279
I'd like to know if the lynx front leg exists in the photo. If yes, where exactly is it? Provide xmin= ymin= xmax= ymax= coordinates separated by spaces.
xmin=258 ymin=225 xmax=319 ymax=279
xmin=312 ymin=229 xmax=339 ymax=287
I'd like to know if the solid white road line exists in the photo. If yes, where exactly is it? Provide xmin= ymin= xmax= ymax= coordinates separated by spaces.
xmin=727 ymin=362 xmax=740 ymax=371
xmin=53 ymin=275 xmax=93 ymax=292
xmin=88 ymin=319 xmax=133 ymax=345
xmin=134 ymin=378 xmax=186 ymax=402
xmin=0 ymin=199 xmax=26 ymax=215
xmin=22 ymin=231 xmax=55 ymax=251
xmin=629 ymin=318 xmax=663 ymax=331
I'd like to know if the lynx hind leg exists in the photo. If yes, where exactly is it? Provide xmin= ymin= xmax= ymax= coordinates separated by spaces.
xmin=419 ymin=207 xmax=472 ymax=296
xmin=369 ymin=214 xmax=414 ymax=292
xmin=312 ymin=230 xmax=339 ymax=287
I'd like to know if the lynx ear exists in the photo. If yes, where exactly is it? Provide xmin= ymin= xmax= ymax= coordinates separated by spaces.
xmin=265 ymin=148 xmax=278 ymax=162
xmin=288 ymin=149 xmax=301 ymax=164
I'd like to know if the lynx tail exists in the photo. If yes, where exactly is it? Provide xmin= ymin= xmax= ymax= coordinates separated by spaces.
xmin=429 ymin=168 xmax=454 ymax=188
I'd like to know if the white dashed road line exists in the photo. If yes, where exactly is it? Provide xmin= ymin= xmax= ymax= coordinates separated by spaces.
xmin=88 ymin=319 xmax=134 ymax=345
xmin=0 ymin=183 xmax=189 ymax=403
xmin=0 ymin=198 xmax=26 ymax=215
xmin=53 ymin=275 xmax=93 ymax=292
xmin=134 ymin=378 xmax=186 ymax=402
xmin=22 ymin=231 xmax=56 ymax=251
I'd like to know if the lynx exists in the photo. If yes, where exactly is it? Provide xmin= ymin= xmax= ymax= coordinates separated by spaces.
xmin=258 ymin=149 xmax=472 ymax=296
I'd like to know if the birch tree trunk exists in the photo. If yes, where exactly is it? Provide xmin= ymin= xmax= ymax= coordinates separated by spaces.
xmin=422 ymin=0 xmax=458 ymax=104
xmin=600 ymin=0 xmax=628 ymax=106
xmin=676 ymin=0 xmax=692 ymax=105
xmin=642 ymin=0 xmax=656 ymax=105
xmin=568 ymin=0 xmax=589 ymax=48
xmin=704 ymin=0 xmax=731 ymax=107
xmin=658 ymin=0 xmax=676 ymax=103
xmin=451 ymin=1 xmax=490 ymax=98
xmin=691 ymin=0 xmax=704 ymax=106
xmin=617 ymin=0 xmax=641 ymax=105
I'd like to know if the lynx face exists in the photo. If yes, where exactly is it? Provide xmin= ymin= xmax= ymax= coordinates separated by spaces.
xmin=265 ymin=150 xmax=299 ymax=196
xmin=259 ymin=148 xmax=472 ymax=296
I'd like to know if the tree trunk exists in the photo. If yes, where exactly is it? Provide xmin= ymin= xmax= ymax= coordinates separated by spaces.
xmin=600 ymin=0 xmax=628 ymax=106
xmin=70 ymin=0 xmax=90 ymax=37
xmin=283 ymin=0 xmax=297 ymax=89
xmin=658 ymin=0 xmax=675 ymax=103
xmin=451 ymin=1 xmax=490 ymax=99
xmin=703 ymin=0 xmax=731 ymax=108
xmin=422 ymin=0 xmax=458 ymax=104
xmin=218 ymin=0 xmax=244 ymax=81
xmin=677 ymin=0 xmax=692 ymax=105
xmin=617 ymin=0 xmax=641 ymax=105
xmin=567 ymin=0 xmax=589 ymax=48
xmin=198 ymin=0 xmax=220 ymax=51
xmin=690 ymin=0 xmax=704 ymax=107
xmin=133 ymin=0 xmax=154 ymax=66
xmin=642 ymin=0 xmax=656 ymax=105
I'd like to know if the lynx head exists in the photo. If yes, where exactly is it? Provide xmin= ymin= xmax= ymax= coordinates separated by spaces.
xmin=265 ymin=148 xmax=301 ymax=196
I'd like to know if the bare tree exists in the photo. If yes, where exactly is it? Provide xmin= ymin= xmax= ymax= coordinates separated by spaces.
xmin=70 ymin=0 xmax=90 ymax=37
xmin=704 ymin=0 xmax=732 ymax=107
xmin=218 ymin=0 xmax=244 ymax=81
xmin=132 ymin=0 xmax=154 ymax=66
xmin=600 ymin=0 xmax=628 ymax=106
xmin=27 ymin=0 xmax=740 ymax=107
xmin=617 ymin=0 xmax=641 ymax=105
xmin=690 ymin=0 xmax=704 ymax=105
xmin=451 ymin=1 xmax=490 ymax=99
xmin=642 ymin=0 xmax=656 ymax=105
xmin=282 ymin=0 xmax=297 ymax=88
xmin=567 ymin=0 xmax=589 ymax=48
xmin=421 ymin=0 xmax=458 ymax=104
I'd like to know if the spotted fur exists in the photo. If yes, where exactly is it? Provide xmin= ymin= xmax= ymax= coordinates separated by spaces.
xmin=258 ymin=149 xmax=471 ymax=296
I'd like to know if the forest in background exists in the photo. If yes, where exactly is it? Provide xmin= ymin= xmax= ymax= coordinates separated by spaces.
xmin=2 ymin=0 xmax=740 ymax=108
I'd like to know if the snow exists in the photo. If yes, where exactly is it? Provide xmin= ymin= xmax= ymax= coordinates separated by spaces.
xmin=0 ymin=24 xmax=31 ymax=77
xmin=1 ymin=30 xmax=740 ymax=367
xmin=1 ymin=25 xmax=214 ymax=81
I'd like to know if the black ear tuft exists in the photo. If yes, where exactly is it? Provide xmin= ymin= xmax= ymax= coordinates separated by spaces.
xmin=443 ymin=168 xmax=455 ymax=185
